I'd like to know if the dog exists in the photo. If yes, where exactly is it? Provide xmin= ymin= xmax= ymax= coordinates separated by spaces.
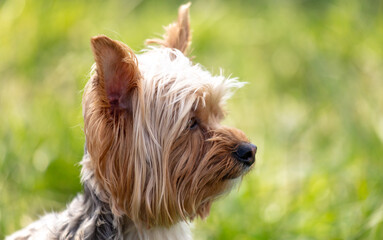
xmin=7 ymin=3 xmax=256 ymax=240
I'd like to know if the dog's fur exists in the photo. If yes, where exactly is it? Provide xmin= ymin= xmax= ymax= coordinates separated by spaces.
xmin=7 ymin=3 xmax=256 ymax=240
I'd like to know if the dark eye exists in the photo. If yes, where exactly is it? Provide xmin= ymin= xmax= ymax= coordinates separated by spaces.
xmin=188 ymin=117 xmax=199 ymax=130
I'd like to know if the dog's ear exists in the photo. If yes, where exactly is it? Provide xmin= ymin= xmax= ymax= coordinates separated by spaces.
xmin=91 ymin=35 xmax=140 ymax=111
xmin=146 ymin=2 xmax=191 ymax=54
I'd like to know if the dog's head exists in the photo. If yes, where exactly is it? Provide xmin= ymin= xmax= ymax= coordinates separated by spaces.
xmin=82 ymin=3 xmax=256 ymax=228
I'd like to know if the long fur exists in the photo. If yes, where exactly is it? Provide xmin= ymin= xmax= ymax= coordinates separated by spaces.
xmin=7 ymin=154 xmax=191 ymax=240
xmin=7 ymin=3 xmax=255 ymax=240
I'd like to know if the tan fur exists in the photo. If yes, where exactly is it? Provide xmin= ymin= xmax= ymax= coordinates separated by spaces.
xmin=7 ymin=3 xmax=255 ymax=239
xmin=84 ymin=36 xmax=144 ymax=220
xmin=83 ymin=32 xmax=253 ymax=228
xmin=146 ymin=2 xmax=192 ymax=54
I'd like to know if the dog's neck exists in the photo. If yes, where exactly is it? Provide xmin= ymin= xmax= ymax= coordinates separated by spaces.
xmin=55 ymin=182 xmax=118 ymax=239
xmin=52 ymin=152 xmax=191 ymax=239
xmin=54 ymin=153 xmax=123 ymax=239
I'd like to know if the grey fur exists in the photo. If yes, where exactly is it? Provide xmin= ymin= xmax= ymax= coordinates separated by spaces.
xmin=55 ymin=182 xmax=117 ymax=240
xmin=6 ymin=154 xmax=191 ymax=240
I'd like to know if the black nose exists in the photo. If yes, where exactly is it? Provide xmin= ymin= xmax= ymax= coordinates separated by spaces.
xmin=233 ymin=143 xmax=257 ymax=166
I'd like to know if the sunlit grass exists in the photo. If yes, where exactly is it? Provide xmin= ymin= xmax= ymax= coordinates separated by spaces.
xmin=1 ymin=0 xmax=383 ymax=239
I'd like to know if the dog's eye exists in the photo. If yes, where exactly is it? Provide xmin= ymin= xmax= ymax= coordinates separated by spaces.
xmin=188 ymin=117 xmax=199 ymax=130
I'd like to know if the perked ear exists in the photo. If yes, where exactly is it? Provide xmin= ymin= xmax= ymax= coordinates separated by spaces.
xmin=91 ymin=35 xmax=140 ymax=111
xmin=146 ymin=2 xmax=192 ymax=54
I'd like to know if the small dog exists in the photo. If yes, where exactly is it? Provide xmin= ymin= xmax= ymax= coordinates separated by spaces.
xmin=7 ymin=3 xmax=256 ymax=240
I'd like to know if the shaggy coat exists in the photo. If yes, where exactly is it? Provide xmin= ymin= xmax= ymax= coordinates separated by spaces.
xmin=7 ymin=3 xmax=256 ymax=240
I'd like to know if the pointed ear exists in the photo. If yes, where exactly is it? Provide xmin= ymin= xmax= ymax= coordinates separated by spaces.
xmin=91 ymin=35 xmax=140 ymax=111
xmin=146 ymin=2 xmax=191 ymax=54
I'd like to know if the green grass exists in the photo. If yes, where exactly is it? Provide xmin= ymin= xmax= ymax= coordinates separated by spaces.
xmin=1 ymin=0 xmax=383 ymax=239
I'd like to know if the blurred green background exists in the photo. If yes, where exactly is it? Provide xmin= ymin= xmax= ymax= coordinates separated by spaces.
xmin=1 ymin=0 xmax=383 ymax=239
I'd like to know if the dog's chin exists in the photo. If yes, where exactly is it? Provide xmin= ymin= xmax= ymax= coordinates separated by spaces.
xmin=222 ymin=172 xmax=241 ymax=180
xmin=196 ymin=201 xmax=212 ymax=219
xmin=222 ymin=161 xmax=254 ymax=180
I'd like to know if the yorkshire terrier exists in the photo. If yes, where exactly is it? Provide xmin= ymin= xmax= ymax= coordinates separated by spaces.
xmin=8 ymin=3 xmax=256 ymax=240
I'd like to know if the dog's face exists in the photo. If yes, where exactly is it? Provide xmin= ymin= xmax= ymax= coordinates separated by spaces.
xmin=83 ymin=3 xmax=256 ymax=228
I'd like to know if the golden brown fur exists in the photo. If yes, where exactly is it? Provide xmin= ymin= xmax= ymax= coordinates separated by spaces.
xmin=83 ymin=2 xmax=254 ymax=229
xmin=82 ymin=3 xmax=254 ymax=229
xmin=146 ymin=2 xmax=192 ymax=54
xmin=7 ymin=3 xmax=256 ymax=239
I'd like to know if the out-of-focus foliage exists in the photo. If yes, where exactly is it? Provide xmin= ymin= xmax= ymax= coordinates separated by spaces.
xmin=1 ymin=0 xmax=382 ymax=239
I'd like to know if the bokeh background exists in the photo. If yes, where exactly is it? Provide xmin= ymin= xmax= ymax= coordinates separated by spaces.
xmin=1 ymin=0 xmax=383 ymax=239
